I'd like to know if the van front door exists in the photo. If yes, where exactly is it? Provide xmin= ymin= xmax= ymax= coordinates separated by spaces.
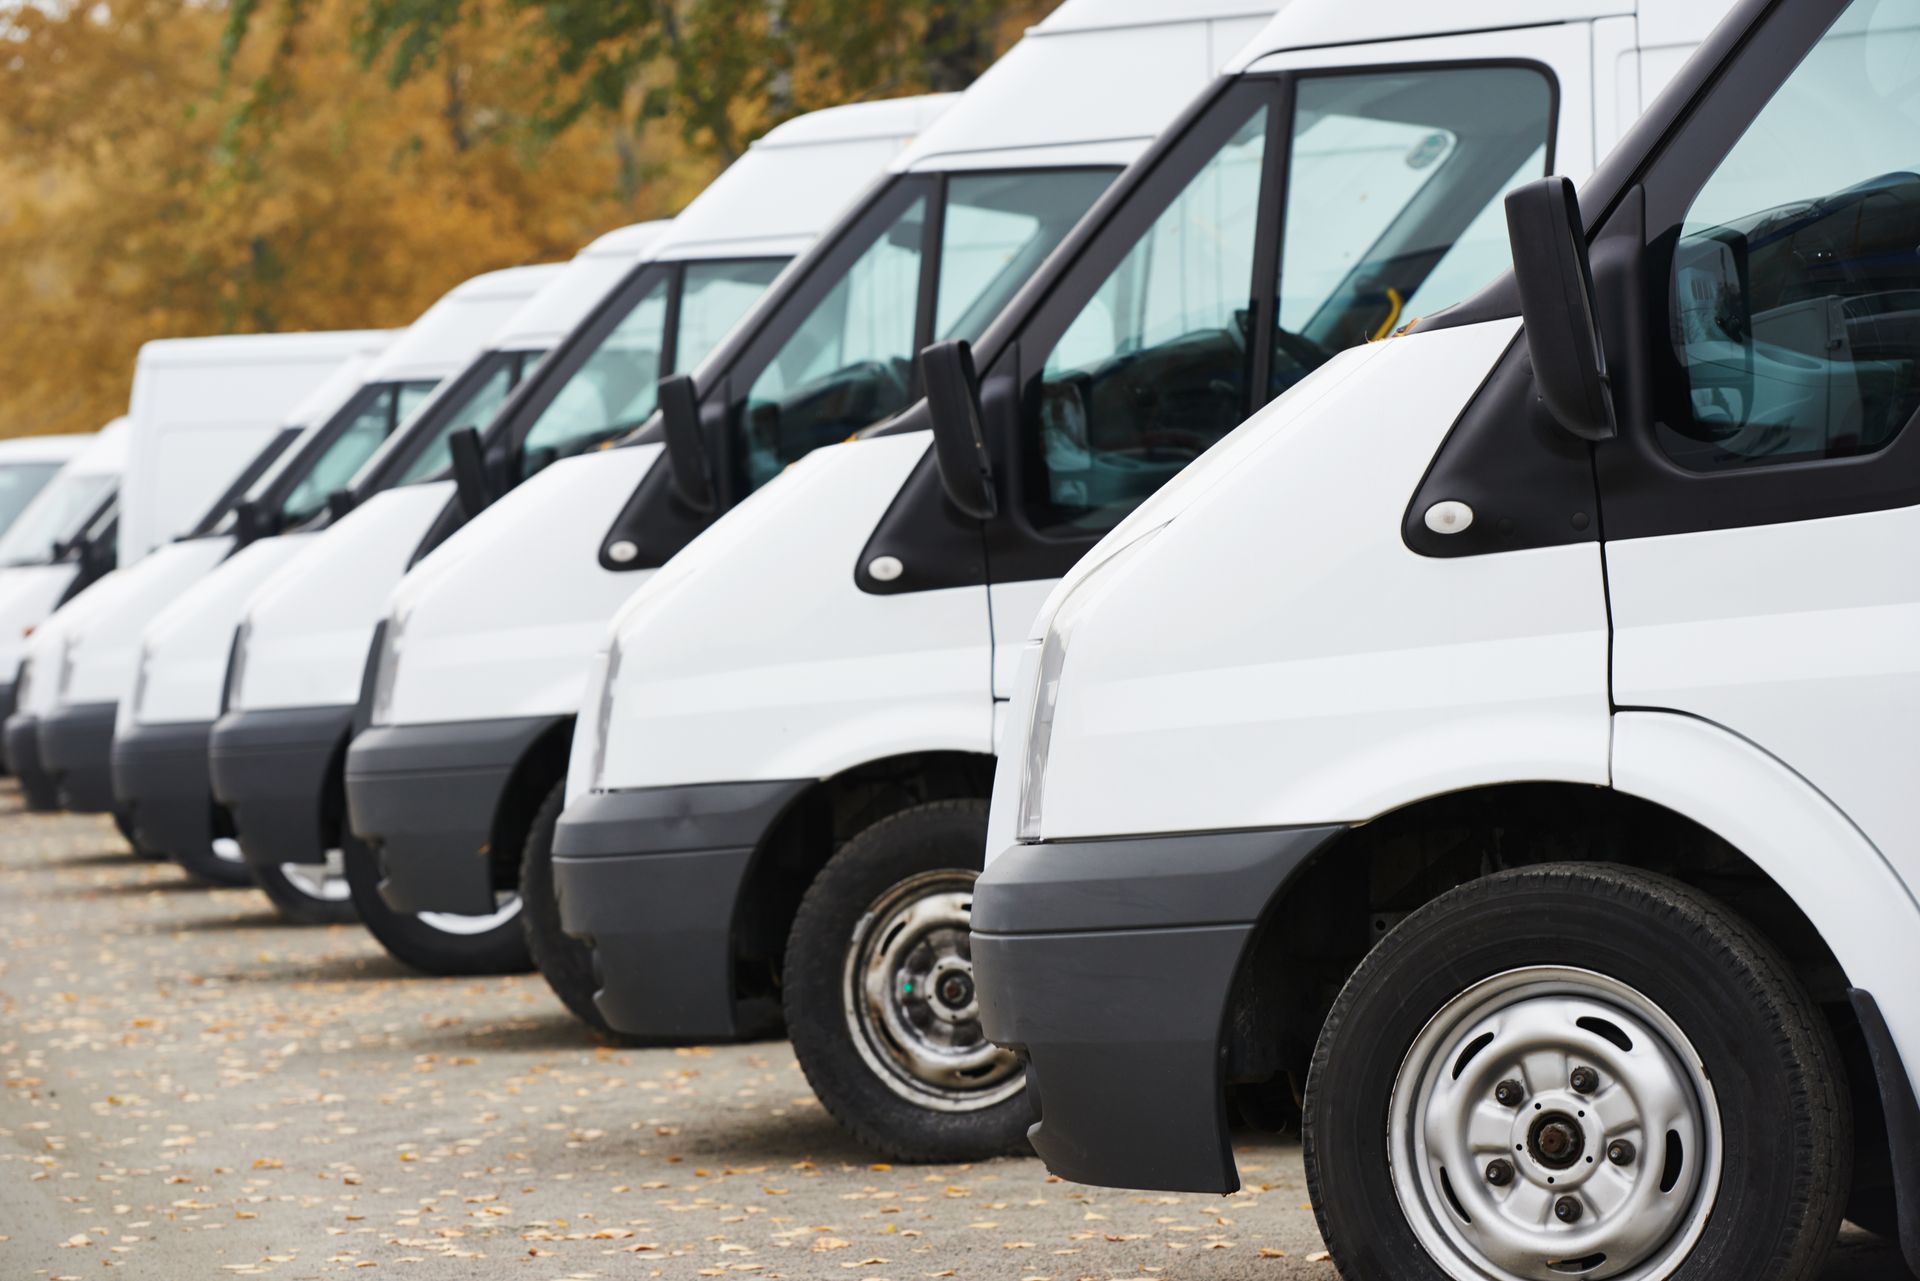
xmin=1600 ymin=0 xmax=1920 ymax=902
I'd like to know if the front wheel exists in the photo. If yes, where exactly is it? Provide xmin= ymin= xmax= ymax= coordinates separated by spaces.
xmin=1305 ymin=862 xmax=1850 ymax=1281
xmin=784 ymin=800 xmax=1030 ymax=1163
xmin=521 ymin=781 xmax=647 ymax=1043
xmin=172 ymin=833 xmax=257 ymax=887
xmin=343 ymin=833 xmax=531 ymax=975
xmin=255 ymin=849 xmax=358 ymax=924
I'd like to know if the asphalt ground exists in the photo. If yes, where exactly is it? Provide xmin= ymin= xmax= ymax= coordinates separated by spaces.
xmin=0 ymin=786 xmax=1912 ymax=1280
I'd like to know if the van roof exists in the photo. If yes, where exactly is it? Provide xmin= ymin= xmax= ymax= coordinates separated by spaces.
xmin=894 ymin=1 xmax=1280 ymax=173
xmin=497 ymin=230 xmax=665 ymax=348
xmin=134 ymin=329 xmax=391 ymax=371
xmin=578 ymin=220 xmax=672 ymax=260
xmin=65 ymin=418 xmax=130 ymax=476
xmin=647 ymin=96 xmax=953 ymax=264
xmin=284 ymin=345 xmax=390 ymax=431
xmin=1230 ymin=0 xmax=1636 ymax=67
xmin=368 ymin=264 xmax=563 ymax=383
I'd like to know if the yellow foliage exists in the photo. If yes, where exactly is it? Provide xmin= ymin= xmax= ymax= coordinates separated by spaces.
xmin=0 ymin=0 xmax=662 ymax=438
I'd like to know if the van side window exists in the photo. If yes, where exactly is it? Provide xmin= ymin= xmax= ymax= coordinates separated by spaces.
xmin=282 ymin=380 xmax=436 ymax=523
xmin=519 ymin=275 xmax=673 ymax=478
xmin=1029 ymin=104 xmax=1270 ymax=534
xmin=677 ymin=260 xmax=788 ymax=374
xmin=743 ymin=194 xmax=930 ymax=491
xmin=1659 ymin=0 xmax=1920 ymax=471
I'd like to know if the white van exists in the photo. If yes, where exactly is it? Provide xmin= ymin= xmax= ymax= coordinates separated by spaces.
xmin=103 ymin=255 xmax=617 ymax=895
xmin=345 ymin=0 xmax=1274 ymax=996
xmin=205 ymin=95 xmax=949 ymax=955
xmin=972 ymin=0 xmax=1920 ymax=1274
xmin=0 ymin=434 xmax=90 ymax=544
xmin=20 ymin=330 xmax=386 ymax=816
xmin=552 ymin=0 xmax=1732 ymax=1161
xmin=0 ymin=428 xmax=122 ymax=721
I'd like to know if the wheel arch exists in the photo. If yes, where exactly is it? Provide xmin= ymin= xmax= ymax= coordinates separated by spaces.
xmin=486 ymin=714 xmax=574 ymax=887
xmin=1223 ymin=713 xmax=1920 ymax=1255
xmin=727 ymin=749 xmax=996 ymax=1011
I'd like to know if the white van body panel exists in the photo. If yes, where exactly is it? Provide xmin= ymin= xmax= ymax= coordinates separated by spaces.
xmin=119 ymin=331 xmax=387 ymax=567
xmin=381 ymin=446 xmax=662 ymax=726
xmin=493 ymin=226 xmax=665 ymax=349
xmin=0 ymin=420 xmax=132 ymax=679
xmin=374 ymin=6 xmax=1281 ymax=753
xmin=120 ymin=264 xmax=579 ymax=729
xmin=234 ymin=483 xmax=456 ymax=711
xmin=16 ymin=565 xmax=142 ymax=716
xmin=1608 ymin=505 xmax=1920 ymax=933
xmin=586 ymin=0 xmax=1677 ymax=805
xmin=578 ymin=432 xmax=988 ymax=794
xmin=128 ymin=533 xmax=314 ymax=728
xmin=1610 ymin=710 xmax=1920 ymax=1090
xmin=60 ymin=537 xmax=234 ymax=706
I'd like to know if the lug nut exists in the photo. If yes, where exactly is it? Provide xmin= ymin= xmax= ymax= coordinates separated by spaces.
xmin=1570 ymin=1066 xmax=1599 ymax=1094
xmin=1607 ymin=1139 xmax=1636 ymax=1166
xmin=1554 ymin=1196 xmax=1583 ymax=1223
xmin=1495 ymin=1079 xmax=1525 ymax=1107
xmin=1485 ymin=1159 xmax=1514 ymax=1187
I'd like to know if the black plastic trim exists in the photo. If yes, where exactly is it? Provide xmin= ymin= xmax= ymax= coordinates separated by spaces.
xmin=550 ymin=781 xmax=810 ymax=1039
xmin=1850 ymin=988 xmax=1920 ymax=1274
xmin=208 ymin=705 xmax=353 ymax=871
xmin=110 ymin=719 xmax=215 ymax=859
xmin=38 ymin=700 xmax=118 ymax=812
xmin=4 ymin=712 xmax=57 ymax=810
xmin=344 ymin=715 xmax=562 ymax=916
xmin=973 ymin=824 xmax=1343 ymax=1192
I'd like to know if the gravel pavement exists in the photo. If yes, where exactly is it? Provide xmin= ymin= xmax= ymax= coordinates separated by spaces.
xmin=0 ymin=787 xmax=1911 ymax=1280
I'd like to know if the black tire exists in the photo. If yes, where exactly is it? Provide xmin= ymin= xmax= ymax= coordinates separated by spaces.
xmin=171 ymin=839 xmax=257 ymax=888
xmin=253 ymin=859 xmax=358 ymax=925
xmin=783 ymin=799 xmax=1031 ymax=1163
xmin=1304 ymin=862 xmax=1850 ymax=1281
xmin=343 ymin=832 xmax=532 ymax=976
xmin=111 ymin=808 xmax=167 ymax=860
xmin=521 ymin=780 xmax=650 ymax=1042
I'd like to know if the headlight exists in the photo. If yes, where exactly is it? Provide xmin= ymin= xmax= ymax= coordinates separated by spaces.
xmin=368 ymin=613 xmax=405 ymax=726
xmin=585 ymin=636 xmax=623 ymax=793
xmin=1016 ymin=526 xmax=1165 ymax=842
xmin=130 ymin=643 xmax=152 ymax=719
xmin=56 ymin=633 xmax=80 ymax=701
xmin=222 ymin=619 xmax=250 ymax=714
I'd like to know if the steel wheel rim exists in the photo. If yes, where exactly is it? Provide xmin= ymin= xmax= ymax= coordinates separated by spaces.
xmin=1387 ymin=965 xmax=1722 ymax=1281
xmin=278 ymin=846 xmax=350 ymax=902
xmin=841 ymin=868 xmax=1024 ymax=1112
xmin=211 ymin=836 xmax=247 ymax=865
xmin=418 ymin=891 xmax=521 ymax=936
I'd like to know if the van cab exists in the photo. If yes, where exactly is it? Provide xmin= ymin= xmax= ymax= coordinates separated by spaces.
xmin=553 ymin=0 xmax=1729 ymax=1162
xmin=152 ymin=249 xmax=647 ymax=908
xmin=345 ymin=3 xmax=1276 ymax=996
xmin=973 ymin=0 xmax=1920 ymax=1275
xmin=18 ymin=329 xmax=386 ymax=817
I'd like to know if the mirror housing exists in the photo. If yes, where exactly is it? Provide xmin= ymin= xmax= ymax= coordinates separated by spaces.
xmin=231 ymin=499 xmax=265 ymax=548
xmin=1505 ymin=176 xmax=1616 ymax=441
xmin=447 ymin=427 xmax=494 ymax=517
xmin=921 ymin=340 xmax=997 ymax=519
xmin=325 ymin=488 xmax=357 ymax=523
xmin=658 ymin=373 xmax=717 ymax=514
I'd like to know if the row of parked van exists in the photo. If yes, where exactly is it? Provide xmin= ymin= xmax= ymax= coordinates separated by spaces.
xmin=8 ymin=0 xmax=1917 ymax=1276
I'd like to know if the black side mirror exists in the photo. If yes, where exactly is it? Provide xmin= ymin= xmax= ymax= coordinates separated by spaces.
xmin=447 ymin=427 xmax=493 ymax=517
xmin=326 ymin=489 xmax=357 ymax=523
xmin=658 ymin=373 xmax=717 ymax=514
xmin=920 ymin=340 xmax=996 ymax=519
xmin=1505 ymin=176 xmax=1616 ymax=441
xmin=231 ymin=499 xmax=264 ymax=547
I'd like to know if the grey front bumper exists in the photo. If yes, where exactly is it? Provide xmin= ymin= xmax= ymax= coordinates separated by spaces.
xmin=551 ymin=781 xmax=809 ymax=1041
xmin=38 ymin=701 xmax=119 ymax=812
xmin=208 ymin=705 xmax=352 ymax=871
xmin=110 ymin=719 xmax=216 ymax=860
xmin=972 ymin=825 xmax=1341 ymax=1193
xmin=345 ymin=715 xmax=561 ymax=916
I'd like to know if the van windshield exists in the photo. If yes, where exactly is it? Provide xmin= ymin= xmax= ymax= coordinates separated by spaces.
xmin=388 ymin=350 xmax=548 ymax=488
xmin=515 ymin=258 xmax=788 ymax=481
xmin=0 ymin=470 xmax=114 ymax=567
xmin=740 ymin=167 xmax=1113 ymax=490
xmin=0 ymin=462 xmax=64 ymax=541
